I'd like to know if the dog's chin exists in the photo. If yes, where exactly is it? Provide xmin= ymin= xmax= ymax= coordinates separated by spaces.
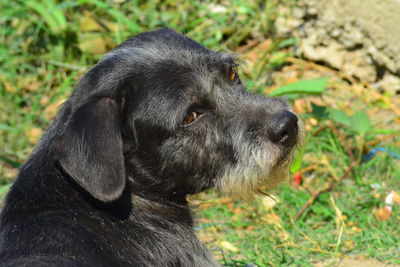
xmin=217 ymin=133 xmax=305 ymax=200
xmin=216 ymin=150 xmax=293 ymax=200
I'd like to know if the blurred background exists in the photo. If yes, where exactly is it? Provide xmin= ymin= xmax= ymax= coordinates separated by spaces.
xmin=0 ymin=0 xmax=399 ymax=266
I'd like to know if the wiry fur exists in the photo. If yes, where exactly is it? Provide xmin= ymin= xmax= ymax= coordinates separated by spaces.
xmin=219 ymin=117 xmax=305 ymax=197
xmin=0 ymin=28 xmax=303 ymax=266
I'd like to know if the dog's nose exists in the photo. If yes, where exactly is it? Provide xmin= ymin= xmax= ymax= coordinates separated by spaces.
xmin=267 ymin=111 xmax=298 ymax=146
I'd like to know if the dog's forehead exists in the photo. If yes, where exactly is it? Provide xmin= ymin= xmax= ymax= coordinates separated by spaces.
xmin=72 ymin=29 xmax=239 ymax=110
xmin=107 ymin=29 xmax=236 ymax=72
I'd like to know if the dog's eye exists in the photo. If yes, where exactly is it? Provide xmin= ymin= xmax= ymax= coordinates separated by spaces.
xmin=179 ymin=111 xmax=199 ymax=127
xmin=228 ymin=67 xmax=237 ymax=81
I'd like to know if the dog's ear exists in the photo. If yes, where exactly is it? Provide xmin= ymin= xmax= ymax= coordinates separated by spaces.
xmin=53 ymin=96 xmax=126 ymax=202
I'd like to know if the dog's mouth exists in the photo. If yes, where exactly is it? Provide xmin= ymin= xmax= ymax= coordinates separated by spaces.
xmin=272 ymin=141 xmax=297 ymax=169
xmin=276 ymin=140 xmax=299 ymax=166
xmin=276 ymin=151 xmax=293 ymax=168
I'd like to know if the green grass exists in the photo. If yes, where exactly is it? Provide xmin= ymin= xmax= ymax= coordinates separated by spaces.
xmin=1 ymin=1 xmax=399 ymax=266
xmin=194 ymin=131 xmax=400 ymax=266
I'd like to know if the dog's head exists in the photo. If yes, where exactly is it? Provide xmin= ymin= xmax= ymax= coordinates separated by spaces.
xmin=51 ymin=28 xmax=305 ymax=202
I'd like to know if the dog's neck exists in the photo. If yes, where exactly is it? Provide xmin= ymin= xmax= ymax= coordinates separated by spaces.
xmin=126 ymin=176 xmax=193 ymax=222
xmin=49 ymin=159 xmax=194 ymax=225
xmin=128 ymin=173 xmax=189 ymax=203
xmin=131 ymin=193 xmax=194 ymax=225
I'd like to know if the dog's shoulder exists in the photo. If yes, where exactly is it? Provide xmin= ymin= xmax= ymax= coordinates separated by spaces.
xmin=0 ymin=158 xmax=216 ymax=266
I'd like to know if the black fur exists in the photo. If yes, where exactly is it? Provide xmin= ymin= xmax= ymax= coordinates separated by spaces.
xmin=0 ymin=28 xmax=301 ymax=266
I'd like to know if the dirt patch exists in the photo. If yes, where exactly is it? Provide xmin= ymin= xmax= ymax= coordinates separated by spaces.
xmin=276 ymin=0 xmax=400 ymax=95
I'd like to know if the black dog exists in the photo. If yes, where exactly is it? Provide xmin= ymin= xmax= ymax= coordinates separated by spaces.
xmin=0 ymin=28 xmax=303 ymax=266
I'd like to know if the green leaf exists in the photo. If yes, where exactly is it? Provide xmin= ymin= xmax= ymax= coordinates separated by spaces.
xmin=269 ymin=78 xmax=327 ymax=96
xmin=312 ymin=203 xmax=332 ymax=217
xmin=276 ymin=38 xmax=297 ymax=49
xmin=0 ymin=157 xmax=21 ymax=168
xmin=349 ymin=110 xmax=372 ymax=136
xmin=0 ymin=123 xmax=14 ymax=131
xmin=290 ymin=133 xmax=309 ymax=172
xmin=328 ymin=108 xmax=351 ymax=127
xmin=311 ymin=103 xmax=329 ymax=119
xmin=269 ymin=51 xmax=291 ymax=69
xmin=372 ymin=129 xmax=400 ymax=135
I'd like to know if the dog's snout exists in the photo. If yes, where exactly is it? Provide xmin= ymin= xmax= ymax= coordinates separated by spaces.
xmin=267 ymin=111 xmax=298 ymax=146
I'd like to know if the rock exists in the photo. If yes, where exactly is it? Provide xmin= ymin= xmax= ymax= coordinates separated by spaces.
xmin=374 ymin=73 xmax=400 ymax=95
xmin=294 ymin=0 xmax=400 ymax=93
